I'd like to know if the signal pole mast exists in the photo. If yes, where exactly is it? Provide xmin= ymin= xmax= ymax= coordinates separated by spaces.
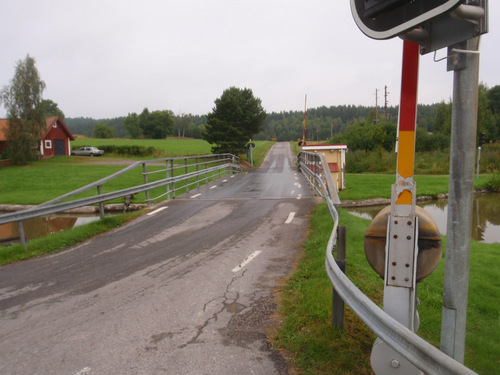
xmin=302 ymin=94 xmax=307 ymax=144
xmin=385 ymin=85 xmax=389 ymax=121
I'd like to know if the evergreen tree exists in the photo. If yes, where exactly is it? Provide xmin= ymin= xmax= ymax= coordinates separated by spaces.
xmin=204 ymin=87 xmax=266 ymax=154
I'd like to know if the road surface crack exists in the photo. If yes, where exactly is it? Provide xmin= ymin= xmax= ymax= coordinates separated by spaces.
xmin=179 ymin=271 xmax=247 ymax=348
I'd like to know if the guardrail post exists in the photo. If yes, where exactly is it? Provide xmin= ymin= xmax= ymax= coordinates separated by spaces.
xmin=196 ymin=157 xmax=200 ymax=188
xmin=332 ymin=225 xmax=346 ymax=330
xmin=166 ymin=160 xmax=171 ymax=200
xmin=206 ymin=158 xmax=211 ymax=182
xmin=218 ymin=155 xmax=222 ymax=179
xmin=97 ymin=185 xmax=105 ymax=218
xmin=170 ymin=159 xmax=176 ymax=198
xmin=18 ymin=220 xmax=27 ymax=249
xmin=142 ymin=163 xmax=151 ymax=206
xmin=184 ymin=158 xmax=189 ymax=193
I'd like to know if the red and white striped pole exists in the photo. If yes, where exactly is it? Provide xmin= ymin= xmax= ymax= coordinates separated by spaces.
xmin=371 ymin=40 xmax=422 ymax=375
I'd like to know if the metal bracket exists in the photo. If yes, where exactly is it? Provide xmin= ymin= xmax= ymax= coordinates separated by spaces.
xmin=400 ymin=0 xmax=488 ymax=55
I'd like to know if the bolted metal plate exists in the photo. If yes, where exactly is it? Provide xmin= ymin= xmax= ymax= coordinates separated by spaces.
xmin=364 ymin=205 xmax=442 ymax=282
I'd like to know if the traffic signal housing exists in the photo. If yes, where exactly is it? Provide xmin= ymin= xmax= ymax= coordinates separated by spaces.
xmin=350 ymin=0 xmax=463 ymax=40
xmin=479 ymin=132 xmax=487 ymax=146
xmin=350 ymin=0 xmax=488 ymax=54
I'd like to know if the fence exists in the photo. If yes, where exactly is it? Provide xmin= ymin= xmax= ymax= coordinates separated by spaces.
xmin=297 ymin=151 xmax=478 ymax=375
xmin=0 ymin=154 xmax=241 ymax=248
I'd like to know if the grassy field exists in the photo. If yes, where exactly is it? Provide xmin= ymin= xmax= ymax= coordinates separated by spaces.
xmin=339 ymin=173 xmax=491 ymax=201
xmin=0 ymin=139 xmax=276 ymax=205
xmin=273 ymin=205 xmax=500 ymax=375
xmin=72 ymin=137 xmax=213 ymax=156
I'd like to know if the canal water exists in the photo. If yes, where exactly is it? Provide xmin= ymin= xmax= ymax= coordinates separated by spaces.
xmin=346 ymin=193 xmax=500 ymax=244
xmin=0 ymin=213 xmax=103 ymax=246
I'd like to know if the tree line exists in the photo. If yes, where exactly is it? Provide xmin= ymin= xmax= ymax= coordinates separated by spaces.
xmin=3 ymin=55 xmax=499 ymax=164
xmin=64 ymin=84 xmax=500 ymax=153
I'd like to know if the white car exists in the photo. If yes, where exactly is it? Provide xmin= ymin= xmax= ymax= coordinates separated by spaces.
xmin=71 ymin=146 xmax=105 ymax=156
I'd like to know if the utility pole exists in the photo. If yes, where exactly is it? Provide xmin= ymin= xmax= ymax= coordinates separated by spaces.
xmin=384 ymin=85 xmax=389 ymax=121
xmin=302 ymin=94 xmax=307 ymax=145
xmin=375 ymin=88 xmax=379 ymax=123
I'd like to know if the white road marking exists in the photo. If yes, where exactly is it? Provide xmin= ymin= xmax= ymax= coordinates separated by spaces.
xmin=297 ymin=184 xmax=302 ymax=188
xmin=230 ymin=175 xmax=235 ymax=178
xmin=147 ymin=207 xmax=168 ymax=216
xmin=291 ymin=190 xmax=295 ymax=195
xmin=190 ymin=193 xmax=202 ymax=198
xmin=209 ymin=185 xmax=217 ymax=189
xmin=222 ymin=179 xmax=228 ymax=182
xmin=75 ymin=368 xmax=92 ymax=375
xmin=232 ymin=250 xmax=262 ymax=272
xmin=285 ymin=212 xmax=296 ymax=224
xmin=297 ymin=194 xmax=302 ymax=200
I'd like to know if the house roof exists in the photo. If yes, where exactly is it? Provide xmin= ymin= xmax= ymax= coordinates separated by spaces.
xmin=301 ymin=144 xmax=348 ymax=151
xmin=0 ymin=117 xmax=75 ymax=141
xmin=45 ymin=116 xmax=75 ymax=140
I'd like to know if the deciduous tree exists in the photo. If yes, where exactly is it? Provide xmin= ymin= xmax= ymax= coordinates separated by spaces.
xmin=38 ymin=99 xmax=65 ymax=119
xmin=1 ymin=55 xmax=46 ymax=164
xmin=93 ymin=122 xmax=114 ymax=138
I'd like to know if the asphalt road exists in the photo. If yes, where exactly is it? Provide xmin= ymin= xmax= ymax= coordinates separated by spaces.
xmin=0 ymin=142 xmax=320 ymax=375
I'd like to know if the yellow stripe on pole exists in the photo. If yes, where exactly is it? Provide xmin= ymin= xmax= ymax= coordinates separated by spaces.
xmin=396 ymin=189 xmax=413 ymax=205
xmin=396 ymin=130 xmax=416 ymax=205
xmin=397 ymin=130 xmax=416 ymax=179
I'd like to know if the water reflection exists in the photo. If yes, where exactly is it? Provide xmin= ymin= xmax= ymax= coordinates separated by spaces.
xmin=0 ymin=214 xmax=102 ymax=246
xmin=346 ymin=193 xmax=500 ymax=244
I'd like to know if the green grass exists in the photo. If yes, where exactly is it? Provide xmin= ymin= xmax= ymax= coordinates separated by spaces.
xmin=0 ymin=163 xmax=128 ymax=204
xmin=248 ymin=141 xmax=275 ymax=166
xmin=345 ymin=147 xmax=499 ymax=175
xmin=273 ymin=206 xmax=379 ymax=375
xmin=338 ymin=174 xmax=491 ymax=201
xmin=0 ymin=140 xmax=274 ymax=205
xmin=72 ymin=137 xmax=213 ymax=156
xmin=273 ymin=204 xmax=500 ymax=375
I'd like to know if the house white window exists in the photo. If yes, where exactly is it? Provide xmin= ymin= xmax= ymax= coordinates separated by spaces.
xmin=45 ymin=140 xmax=52 ymax=149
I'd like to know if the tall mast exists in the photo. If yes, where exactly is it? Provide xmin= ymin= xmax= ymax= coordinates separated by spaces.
xmin=302 ymin=94 xmax=307 ymax=144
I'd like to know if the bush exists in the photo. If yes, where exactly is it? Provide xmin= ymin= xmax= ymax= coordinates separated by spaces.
xmin=483 ymin=172 xmax=500 ymax=192
xmin=72 ymin=145 xmax=160 ymax=157
xmin=480 ymin=143 xmax=500 ymax=174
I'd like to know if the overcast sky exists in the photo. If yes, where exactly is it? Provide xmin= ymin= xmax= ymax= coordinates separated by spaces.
xmin=1 ymin=1 xmax=498 ymax=119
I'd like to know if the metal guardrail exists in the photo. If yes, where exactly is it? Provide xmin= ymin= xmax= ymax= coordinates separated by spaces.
xmin=297 ymin=151 xmax=341 ymax=207
xmin=297 ymin=151 xmax=478 ymax=375
xmin=0 ymin=153 xmax=241 ymax=230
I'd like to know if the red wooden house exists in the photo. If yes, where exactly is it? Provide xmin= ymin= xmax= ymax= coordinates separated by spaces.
xmin=0 ymin=117 xmax=75 ymax=159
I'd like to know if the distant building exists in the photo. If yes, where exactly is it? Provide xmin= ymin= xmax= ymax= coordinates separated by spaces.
xmin=0 ymin=117 xmax=75 ymax=158
xmin=301 ymin=144 xmax=347 ymax=191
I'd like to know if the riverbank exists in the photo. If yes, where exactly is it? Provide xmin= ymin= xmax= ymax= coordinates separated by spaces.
xmin=0 ymin=203 xmax=147 ymax=214
xmin=339 ymin=189 xmax=491 ymax=208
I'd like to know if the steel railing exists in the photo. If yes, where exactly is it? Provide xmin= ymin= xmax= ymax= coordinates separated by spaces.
xmin=0 ymin=154 xmax=241 ymax=246
xmin=297 ymin=151 xmax=478 ymax=375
